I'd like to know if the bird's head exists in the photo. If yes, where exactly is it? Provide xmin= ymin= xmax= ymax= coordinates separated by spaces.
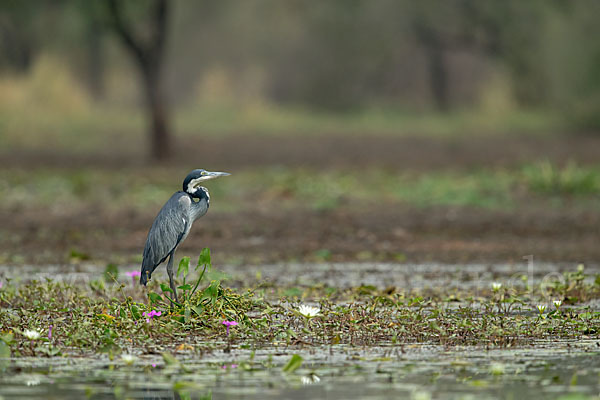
xmin=183 ymin=169 xmax=231 ymax=197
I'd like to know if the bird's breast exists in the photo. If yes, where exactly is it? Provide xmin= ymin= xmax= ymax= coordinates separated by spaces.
xmin=178 ymin=195 xmax=192 ymax=207
xmin=191 ymin=199 xmax=209 ymax=221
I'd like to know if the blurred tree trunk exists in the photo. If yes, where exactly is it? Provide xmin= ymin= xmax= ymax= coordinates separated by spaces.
xmin=0 ymin=14 xmax=36 ymax=73
xmin=86 ymin=16 xmax=105 ymax=100
xmin=414 ymin=23 xmax=449 ymax=112
xmin=106 ymin=0 xmax=171 ymax=161
xmin=141 ymin=58 xmax=170 ymax=160
xmin=426 ymin=42 xmax=448 ymax=112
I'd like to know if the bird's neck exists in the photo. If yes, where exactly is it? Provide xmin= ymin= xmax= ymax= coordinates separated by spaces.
xmin=193 ymin=186 xmax=210 ymax=205
xmin=190 ymin=187 xmax=209 ymax=220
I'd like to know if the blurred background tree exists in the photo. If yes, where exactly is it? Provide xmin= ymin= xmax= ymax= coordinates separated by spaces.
xmin=105 ymin=0 xmax=171 ymax=160
xmin=0 ymin=0 xmax=599 ymax=159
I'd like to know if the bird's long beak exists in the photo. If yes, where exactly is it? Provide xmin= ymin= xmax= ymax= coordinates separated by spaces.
xmin=202 ymin=171 xmax=231 ymax=181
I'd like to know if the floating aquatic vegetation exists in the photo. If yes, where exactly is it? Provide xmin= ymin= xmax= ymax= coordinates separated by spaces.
xmin=0 ymin=256 xmax=599 ymax=358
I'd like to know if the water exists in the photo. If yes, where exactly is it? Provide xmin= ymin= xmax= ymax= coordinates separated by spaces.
xmin=1 ymin=340 xmax=599 ymax=399
xmin=2 ymin=261 xmax=596 ymax=292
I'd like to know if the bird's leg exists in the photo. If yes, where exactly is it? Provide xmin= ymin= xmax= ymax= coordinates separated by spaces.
xmin=166 ymin=253 xmax=179 ymax=305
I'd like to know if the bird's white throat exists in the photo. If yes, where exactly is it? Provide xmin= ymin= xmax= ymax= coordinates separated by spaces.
xmin=186 ymin=177 xmax=205 ymax=194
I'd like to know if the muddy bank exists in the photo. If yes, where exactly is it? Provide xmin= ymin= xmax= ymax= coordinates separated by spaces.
xmin=2 ymin=133 xmax=600 ymax=170
xmin=1 ymin=205 xmax=599 ymax=265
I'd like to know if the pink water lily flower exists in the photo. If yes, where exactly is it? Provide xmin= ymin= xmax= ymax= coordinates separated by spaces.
xmin=222 ymin=320 xmax=238 ymax=336
xmin=143 ymin=310 xmax=162 ymax=323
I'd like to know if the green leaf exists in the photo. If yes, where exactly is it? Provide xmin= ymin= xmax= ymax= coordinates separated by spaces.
xmin=70 ymin=249 xmax=91 ymax=262
xmin=199 ymin=392 xmax=213 ymax=400
xmin=191 ymin=251 xmax=212 ymax=295
xmin=570 ymin=372 xmax=578 ymax=386
xmin=162 ymin=352 xmax=179 ymax=365
xmin=184 ymin=307 xmax=191 ymax=323
xmin=35 ymin=346 xmax=62 ymax=357
xmin=130 ymin=305 xmax=141 ymax=320
xmin=90 ymin=279 xmax=105 ymax=291
xmin=148 ymin=292 xmax=163 ymax=304
xmin=103 ymin=263 xmax=119 ymax=282
xmin=314 ymin=248 xmax=331 ymax=261
xmin=178 ymin=284 xmax=192 ymax=291
xmin=160 ymin=283 xmax=173 ymax=294
xmin=191 ymin=305 xmax=204 ymax=316
xmin=177 ymin=257 xmax=190 ymax=278
xmin=0 ymin=340 xmax=11 ymax=365
xmin=282 ymin=354 xmax=303 ymax=373
xmin=0 ymin=332 xmax=14 ymax=345
xmin=201 ymin=280 xmax=220 ymax=304
xmin=283 ymin=287 xmax=302 ymax=298
xmin=196 ymin=248 xmax=211 ymax=271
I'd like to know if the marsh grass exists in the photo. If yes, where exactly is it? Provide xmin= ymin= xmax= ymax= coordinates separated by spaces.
xmin=1 ymin=253 xmax=599 ymax=359
xmin=2 ymin=163 xmax=600 ymax=215
xmin=522 ymin=161 xmax=600 ymax=196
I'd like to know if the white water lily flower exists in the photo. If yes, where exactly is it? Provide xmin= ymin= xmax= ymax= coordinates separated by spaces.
xmin=25 ymin=375 xmax=41 ymax=386
xmin=121 ymin=354 xmax=136 ymax=365
xmin=491 ymin=282 xmax=502 ymax=291
xmin=553 ymin=300 xmax=562 ymax=308
xmin=301 ymin=374 xmax=321 ymax=385
xmin=297 ymin=304 xmax=320 ymax=318
xmin=537 ymin=304 xmax=546 ymax=314
xmin=23 ymin=329 xmax=41 ymax=340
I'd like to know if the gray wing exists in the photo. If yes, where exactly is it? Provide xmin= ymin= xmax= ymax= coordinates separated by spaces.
xmin=140 ymin=192 xmax=190 ymax=285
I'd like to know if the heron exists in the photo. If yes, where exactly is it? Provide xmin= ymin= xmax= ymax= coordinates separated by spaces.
xmin=139 ymin=169 xmax=230 ymax=303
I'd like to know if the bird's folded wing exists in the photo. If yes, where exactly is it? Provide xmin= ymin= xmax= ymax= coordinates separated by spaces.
xmin=142 ymin=193 xmax=189 ymax=270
